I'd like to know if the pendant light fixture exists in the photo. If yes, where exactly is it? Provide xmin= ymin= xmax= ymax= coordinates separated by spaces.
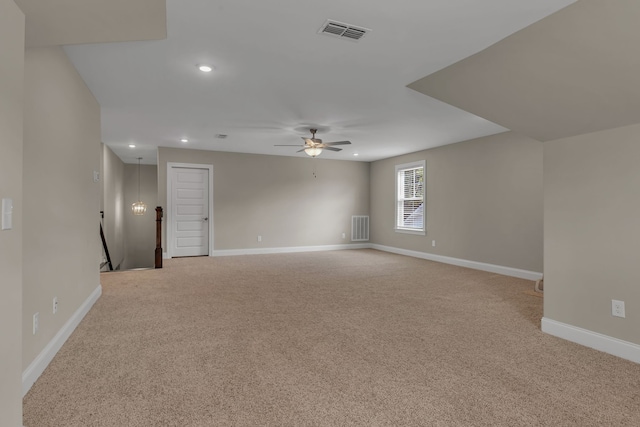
xmin=132 ymin=157 xmax=147 ymax=215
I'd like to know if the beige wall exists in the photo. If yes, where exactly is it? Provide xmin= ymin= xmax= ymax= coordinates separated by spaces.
xmin=0 ymin=1 xmax=24 ymax=424
xmin=102 ymin=144 xmax=124 ymax=269
xmin=407 ymin=0 xmax=640 ymax=144
xmin=122 ymin=164 xmax=158 ymax=269
xmin=158 ymin=148 xmax=370 ymax=252
xmin=370 ymin=131 xmax=543 ymax=273
xmin=22 ymin=46 xmax=101 ymax=368
xmin=544 ymin=123 xmax=640 ymax=345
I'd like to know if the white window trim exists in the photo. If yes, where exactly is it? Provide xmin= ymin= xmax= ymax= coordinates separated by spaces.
xmin=395 ymin=160 xmax=426 ymax=235
xmin=395 ymin=228 xmax=425 ymax=236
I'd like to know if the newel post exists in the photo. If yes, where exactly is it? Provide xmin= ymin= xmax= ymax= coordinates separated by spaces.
xmin=155 ymin=206 xmax=163 ymax=268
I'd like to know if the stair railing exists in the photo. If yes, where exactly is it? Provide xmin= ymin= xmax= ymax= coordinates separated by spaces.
xmin=155 ymin=206 xmax=163 ymax=268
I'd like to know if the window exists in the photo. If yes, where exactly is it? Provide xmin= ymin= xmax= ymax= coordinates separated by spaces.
xmin=395 ymin=160 xmax=425 ymax=234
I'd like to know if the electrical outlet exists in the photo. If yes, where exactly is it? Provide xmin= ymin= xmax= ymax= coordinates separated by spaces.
xmin=53 ymin=297 xmax=58 ymax=314
xmin=612 ymin=300 xmax=626 ymax=318
xmin=342 ymin=232 xmax=346 ymax=239
xmin=33 ymin=312 xmax=39 ymax=335
xmin=432 ymin=240 xmax=436 ymax=247
xmin=257 ymin=235 xmax=262 ymax=242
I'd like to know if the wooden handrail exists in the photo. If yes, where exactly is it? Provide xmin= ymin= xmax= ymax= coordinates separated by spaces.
xmin=155 ymin=206 xmax=163 ymax=268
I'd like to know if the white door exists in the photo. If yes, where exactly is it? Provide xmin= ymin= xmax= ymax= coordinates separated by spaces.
xmin=170 ymin=167 xmax=210 ymax=257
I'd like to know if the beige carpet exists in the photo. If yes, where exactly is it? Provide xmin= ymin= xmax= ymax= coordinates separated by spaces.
xmin=23 ymin=249 xmax=640 ymax=426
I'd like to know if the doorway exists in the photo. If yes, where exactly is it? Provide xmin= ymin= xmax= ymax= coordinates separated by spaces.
xmin=167 ymin=163 xmax=213 ymax=257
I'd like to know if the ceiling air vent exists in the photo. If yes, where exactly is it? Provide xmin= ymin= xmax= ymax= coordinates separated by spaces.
xmin=318 ymin=20 xmax=370 ymax=41
xmin=215 ymin=134 xmax=228 ymax=139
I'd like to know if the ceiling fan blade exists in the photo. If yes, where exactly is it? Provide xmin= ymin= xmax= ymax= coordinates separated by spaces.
xmin=322 ymin=146 xmax=342 ymax=152
xmin=296 ymin=148 xmax=307 ymax=153
xmin=323 ymin=140 xmax=351 ymax=146
xmin=274 ymin=144 xmax=304 ymax=146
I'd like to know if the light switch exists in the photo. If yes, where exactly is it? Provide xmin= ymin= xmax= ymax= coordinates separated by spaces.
xmin=2 ymin=198 xmax=13 ymax=230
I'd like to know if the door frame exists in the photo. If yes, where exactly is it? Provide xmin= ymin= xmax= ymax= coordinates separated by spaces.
xmin=166 ymin=162 xmax=214 ymax=258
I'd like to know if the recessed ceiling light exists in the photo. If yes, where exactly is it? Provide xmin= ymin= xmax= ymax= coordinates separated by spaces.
xmin=180 ymin=138 xmax=188 ymax=143
xmin=129 ymin=144 xmax=136 ymax=148
xmin=197 ymin=64 xmax=213 ymax=72
xmin=353 ymin=153 xmax=359 ymax=156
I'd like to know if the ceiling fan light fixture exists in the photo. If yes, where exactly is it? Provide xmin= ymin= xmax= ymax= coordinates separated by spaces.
xmin=304 ymin=147 xmax=323 ymax=157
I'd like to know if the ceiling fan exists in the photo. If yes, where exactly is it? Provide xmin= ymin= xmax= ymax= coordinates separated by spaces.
xmin=275 ymin=128 xmax=351 ymax=157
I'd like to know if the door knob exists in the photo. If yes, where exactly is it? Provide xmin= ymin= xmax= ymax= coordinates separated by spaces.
xmin=203 ymin=217 xmax=208 ymax=221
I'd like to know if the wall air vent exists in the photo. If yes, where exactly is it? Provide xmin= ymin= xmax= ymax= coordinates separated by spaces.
xmin=318 ymin=20 xmax=370 ymax=42
xmin=351 ymin=215 xmax=369 ymax=241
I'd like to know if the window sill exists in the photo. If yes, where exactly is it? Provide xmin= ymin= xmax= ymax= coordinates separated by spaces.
xmin=395 ymin=228 xmax=425 ymax=236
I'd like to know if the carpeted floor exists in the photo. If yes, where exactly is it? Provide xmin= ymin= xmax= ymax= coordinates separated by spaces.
xmin=23 ymin=249 xmax=640 ymax=426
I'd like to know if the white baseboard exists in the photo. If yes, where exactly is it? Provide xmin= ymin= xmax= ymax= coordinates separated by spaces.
xmin=163 ymin=252 xmax=169 ymax=259
xmin=171 ymin=241 xmax=541 ymax=282
xmin=213 ymin=243 xmax=371 ymax=257
xmin=22 ymin=284 xmax=102 ymax=396
xmin=541 ymin=318 xmax=640 ymax=364
xmin=371 ymin=244 xmax=543 ymax=281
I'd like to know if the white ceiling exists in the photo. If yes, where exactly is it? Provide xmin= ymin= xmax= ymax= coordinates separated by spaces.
xmin=62 ymin=0 xmax=576 ymax=165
